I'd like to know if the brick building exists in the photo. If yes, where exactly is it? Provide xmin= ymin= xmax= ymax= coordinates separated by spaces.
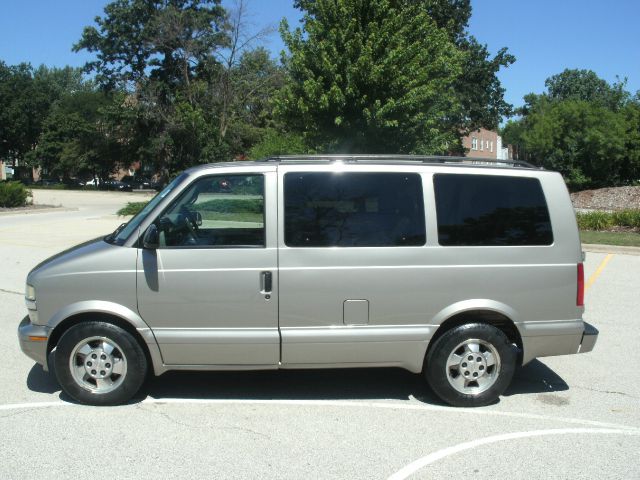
xmin=461 ymin=127 xmax=510 ymax=160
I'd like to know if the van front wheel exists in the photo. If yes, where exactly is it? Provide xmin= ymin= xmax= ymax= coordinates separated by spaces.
xmin=425 ymin=323 xmax=516 ymax=407
xmin=54 ymin=321 xmax=147 ymax=406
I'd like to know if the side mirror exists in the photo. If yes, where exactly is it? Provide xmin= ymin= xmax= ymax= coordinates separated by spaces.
xmin=142 ymin=224 xmax=159 ymax=249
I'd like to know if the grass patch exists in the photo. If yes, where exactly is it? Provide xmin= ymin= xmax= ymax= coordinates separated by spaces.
xmin=201 ymin=211 xmax=263 ymax=223
xmin=116 ymin=198 xmax=263 ymax=219
xmin=580 ymin=230 xmax=640 ymax=247
xmin=29 ymin=184 xmax=71 ymax=190
xmin=193 ymin=198 xmax=263 ymax=223
xmin=195 ymin=198 xmax=262 ymax=214
xmin=117 ymin=202 xmax=148 ymax=216
xmin=577 ymin=209 xmax=640 ymax=246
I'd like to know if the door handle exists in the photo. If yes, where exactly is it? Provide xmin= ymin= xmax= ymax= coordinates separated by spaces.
xmin=261 ymin=271 xmax=273 ymax=293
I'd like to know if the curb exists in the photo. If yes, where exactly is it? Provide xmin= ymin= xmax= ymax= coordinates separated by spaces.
xmin=582 ymin=243 xmax=640 ymax=256
xmin=0 ymin=206 xmax=77 ymax=217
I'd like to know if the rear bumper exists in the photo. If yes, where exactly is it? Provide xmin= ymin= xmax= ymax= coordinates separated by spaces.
xmin=520 ymin=319 xmax=598 ymax=364
xmin=578 ymin=321 xmax=599 ymax=354
xmin=18 ymin=316 xmax=50 ymax=370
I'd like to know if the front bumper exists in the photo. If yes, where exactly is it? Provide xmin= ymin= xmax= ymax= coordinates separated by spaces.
xmin=18 ymin=316 xmax=51 ymax=370
xmin=578 ymin=321 xmax=599 ymax=354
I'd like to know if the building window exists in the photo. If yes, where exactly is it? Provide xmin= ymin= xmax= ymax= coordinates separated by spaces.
xmin=471 ymin=137 xmax=478 ymax=150
xmin=490 ymin=141 xmax=493 ymax=153
xmin=480 ymin=139 xmax=484 ymax=151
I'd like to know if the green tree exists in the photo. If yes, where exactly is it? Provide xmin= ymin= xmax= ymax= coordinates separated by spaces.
xmin=74 ymin=0 xmax=229 ymax=173
xmin=0 ymin=62 xmax=85 ymax=169
xmin=544 ymin=69 xmax=628 ymax=109
xmin=248 ymin=129 xmax=308 ymax=159
xmin=519 ymin=100 xmax=627 ymax=188
xmin=27 ymin=91 xmax=125 ymax=181
xmin=74 ymin=0 xmax=227 ymax=93
xmin=277 ymin=0 xmax=514 ymax=153
xmin=620 ymin=99 xmax=640 ymax=183
xmin=0 ymin=62 xmax=36 ymax=167
xmin=204 ymin=47 xmax=285 ymax=156
xmin=504 ymin=71 xmax=640 ymax=189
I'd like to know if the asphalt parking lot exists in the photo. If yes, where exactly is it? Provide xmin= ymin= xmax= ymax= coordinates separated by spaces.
xmin=1 ymin=190 xmax=639 ymax=479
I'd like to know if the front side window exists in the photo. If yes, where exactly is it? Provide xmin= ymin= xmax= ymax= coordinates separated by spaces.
xmin=109 ymin=173 xmax=187 ymax=245
xmin=434 ymin=174 xmax=553 ymax=246
xmin=155 ymin=174 xmax=264 ymax=248
xmin=284 ymin=172 xmax=426 ymax=247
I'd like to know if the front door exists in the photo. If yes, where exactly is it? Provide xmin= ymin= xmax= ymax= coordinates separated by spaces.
xmin=137 ymin=168 xmax=279 ymax=366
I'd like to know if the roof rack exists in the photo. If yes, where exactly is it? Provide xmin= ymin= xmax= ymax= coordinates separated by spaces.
xmin=265 ymin=155 xmax=536 ymax=169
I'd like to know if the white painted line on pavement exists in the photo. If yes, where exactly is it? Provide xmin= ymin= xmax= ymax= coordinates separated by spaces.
xmin=0 ymin=401 xmax=73 ymax=411
xmin=387 ymin=427 xmax=640 ymax=480
xmin=1 ymin=398 xmax=639 ymax=434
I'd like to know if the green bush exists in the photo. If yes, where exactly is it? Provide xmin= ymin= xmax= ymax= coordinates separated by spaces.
xmin=612 ymin=210 xmax=640 ymax=229
xmin=576 ymin=210 xmax=640 ymax=230
xmin=0 ymin=181 xmax=32 ymax=208
xmin=117 ymin=202 xmax=148 ymax=216
xmin=576 ymin=211 xmax=614 ymax=230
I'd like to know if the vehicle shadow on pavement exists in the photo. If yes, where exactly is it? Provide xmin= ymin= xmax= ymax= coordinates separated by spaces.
xmin=25 ymin=359 xmax=568 ymax=405
xmin=504 ymin=360 xmax=569 ymax=396
xmin=144 ymin=368 xmax=439 ymax=403
xmin=142 ymin=359 xmax=568 ymax=405
xmin=27 ymin=364 xmax=60 ymax=395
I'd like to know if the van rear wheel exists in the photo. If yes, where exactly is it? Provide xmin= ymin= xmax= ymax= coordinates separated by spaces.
xmin=425 ymin=323 xmax=516 ymax=407
xmin=54 ymin=321 xmax=147 ymax=406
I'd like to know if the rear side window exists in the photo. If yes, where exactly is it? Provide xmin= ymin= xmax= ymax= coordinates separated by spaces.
xmin=284 ymin=172 xmax=426 ymax=247
xmin=433 ymin=174 xmax=553 ymax=246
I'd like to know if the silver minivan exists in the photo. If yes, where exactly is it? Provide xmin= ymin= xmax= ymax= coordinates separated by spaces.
xmin=18 ymin=155 xmax=598 ymax=407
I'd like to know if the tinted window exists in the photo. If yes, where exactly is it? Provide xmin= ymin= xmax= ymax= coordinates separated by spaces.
xmin=285 ymin=172 xmax=426 ymax=247
xmin=433 ymin=174 xmax=553 ymax=246
xmin=156 ymin=174 xmax=264 ymax=248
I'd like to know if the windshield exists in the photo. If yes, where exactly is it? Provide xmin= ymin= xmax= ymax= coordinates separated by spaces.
xmin=106 ymin=173 xmax=187 ymax=246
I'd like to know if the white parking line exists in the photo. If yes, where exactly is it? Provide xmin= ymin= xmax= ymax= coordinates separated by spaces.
xmin=1 ymin=398 xmax=639 ymax=433
xmin=386 ymin=428 xmax=640 ymax=480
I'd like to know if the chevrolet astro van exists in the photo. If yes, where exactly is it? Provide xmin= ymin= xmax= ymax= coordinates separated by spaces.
xmin=18 ymin=155 xmax=598 ymax=407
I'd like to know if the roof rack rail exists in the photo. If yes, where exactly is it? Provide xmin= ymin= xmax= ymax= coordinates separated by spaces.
xmin=265 ymin=155 xmax=536 ymax=169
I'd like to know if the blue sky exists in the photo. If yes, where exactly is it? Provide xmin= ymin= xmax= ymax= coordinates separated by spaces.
xmin=0 ymin=0 xmax=638 ymax=109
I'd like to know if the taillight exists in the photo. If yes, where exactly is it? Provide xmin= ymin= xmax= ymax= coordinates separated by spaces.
xmin=577 ymin=263 xmax=584 ymax=307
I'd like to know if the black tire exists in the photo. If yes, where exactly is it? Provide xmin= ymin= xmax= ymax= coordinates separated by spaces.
xmin=424 ymin=323 xmax=516 ymax=407
xmin=54 ymin=321 xmax=148 ymax=406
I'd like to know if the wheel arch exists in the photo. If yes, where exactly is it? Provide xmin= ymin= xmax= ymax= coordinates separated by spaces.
xmin=46 ymin=302 xmax=165 ymax=376
xmin=426 ymin=301 xmax=524 ymax=367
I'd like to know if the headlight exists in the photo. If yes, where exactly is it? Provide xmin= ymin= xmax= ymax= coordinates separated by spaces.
xmin=25 ymin=284 xmax=36 ymax=301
